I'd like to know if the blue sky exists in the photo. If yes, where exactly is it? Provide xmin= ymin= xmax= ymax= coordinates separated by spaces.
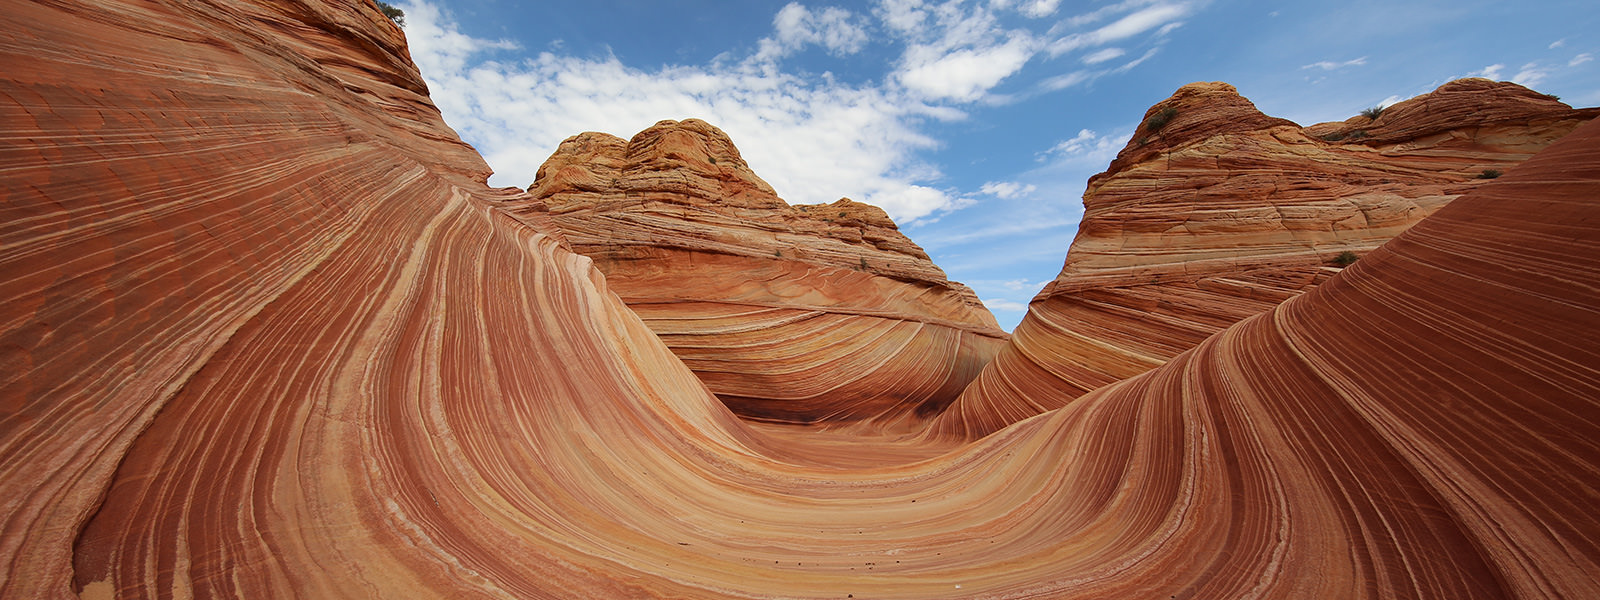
xmin=397 ymin=0 xmax=1598 ymax=330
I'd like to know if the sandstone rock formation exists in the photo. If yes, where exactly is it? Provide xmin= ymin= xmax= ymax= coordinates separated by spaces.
xmin=4 ymin=1 xmax=1600 ymax=598
xmin=931 ymin=79 xmax=1599 ymax=439
xmin=514 ymin=120 xmax=1007 ymax=426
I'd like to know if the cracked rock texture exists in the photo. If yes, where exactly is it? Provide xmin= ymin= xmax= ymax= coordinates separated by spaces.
xmin=930 ymin=80 xmax=1599 ymax=439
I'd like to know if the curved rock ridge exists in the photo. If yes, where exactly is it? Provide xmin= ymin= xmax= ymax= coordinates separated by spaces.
xmin=1306 ymin=77 xmax=1586 ymax=147
xmin=7 ymin=1 xmax=1600 ymax=598
xmin=0 ymin=1 xmax=563 ymax=596
xmin=929 ymin=79 xmax=1599 ymax=439
xmin=1105 ymin=81 xmax=1302 ymax=173
xmin=516 ymin=119 xmax=1007 ymax=426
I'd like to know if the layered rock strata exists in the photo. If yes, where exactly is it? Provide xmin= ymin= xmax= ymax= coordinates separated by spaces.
xmin=930 ymin=79 xmax=1599 ymax=439
xmin=514 ymin=120 xmax=1007 ymax=426
xmin=3 ymin=1 xmax=1600 ymax=598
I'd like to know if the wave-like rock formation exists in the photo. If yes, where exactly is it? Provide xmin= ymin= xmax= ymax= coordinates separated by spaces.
xmin=4 ymin=1 xmax=1600 ymax=598
xmin=516 ymin=121 xmax=1007 ymax=426
xmin=932 ymin=80 xmax=1600 ymax=439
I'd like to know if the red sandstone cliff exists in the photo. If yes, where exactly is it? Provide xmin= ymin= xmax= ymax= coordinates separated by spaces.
xmin=514 ymin=120 xmax=1007 ymax=427
xmin=2 ymin=1 xmax=1600 ymax=598
xmin=930 ymin=79 xmax=1599 ymax=439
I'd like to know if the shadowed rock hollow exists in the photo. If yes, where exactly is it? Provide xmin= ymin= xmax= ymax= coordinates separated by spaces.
xmin=3 ymin=1 xmax=1600 ymax=599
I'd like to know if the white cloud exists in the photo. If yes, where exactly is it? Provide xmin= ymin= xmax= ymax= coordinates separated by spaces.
xmin=915 ymin=217 xmax=1075 ymax=250
xmin=1550 ymin=39 xmax=1566 ymax=49
xmin=402 ymin=0 xmax=1208 ymax=225
xmin=1045 ymin=130 xmax=1099 ymax=156
xmin=1018 ymin=0 xmax=1064 ymax=18
xmin=1301 ymin=56 xmax=1367 ymax=70
xmin=1377 ymin=94 xmax=1404 ymax=109
xmin=1038 ymin=129 xmax=1128 ymax=162
xmin=877 ymin=0 xmax=929 ymax=34
xmin=1040 ymin=71 xmax=1090 ymax=91
xmin=866 ymin=184 xmax=952 ymax=221
xmin=979 ymin=181 xmax=1037 ymax=199
xmin=754 ymin=3 xmax=869 ymax=62
xmin=1109 ymin=47 xmax=1160 ymax=73
xmin=1472 ymin=64 xmax=1505 ymax=80
xmin=941 ymin=243 xmax=1079 ymax=273
xmin=981 ymin=298 xmax=1030 ymax=312
xmin=1002 ymin=278 xmax=1046 ymax=291
xmin=404 ymin=0 xmax=960 ymax=222
xmin=1513 ymin=62 xmax=1550 ymax=88
xmin=1061 ymin=0 xmax=1164 ymax=28
xmin=1038 ymin=48 xmax=1161 ymax=95
xmin=1050 ymin=3 xmax=1191 ymax=56
xmin=889 ymin=1 xmax=1047 ymax=102
xmin=1082 ymin=47 xmax=1126 ymax=64
xmin=885 ymin=0 xmax=1181 ymax=102
xmin=1096 ymin=4 xmax=1188 ymax=39
xmin=899 ymin=36 xmax=1038 ymax=101
xmin=1572 ymin=53 xmax=1593 ymax=67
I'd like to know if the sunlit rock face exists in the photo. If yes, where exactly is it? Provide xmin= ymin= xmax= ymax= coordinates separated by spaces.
xmin=518 ymin=119 xmax=1008 ymax=427
xmin=929 ymin=80 xmax=1600 ymax=439
xmin=4 ymin=1 xmax=1600 ymax=599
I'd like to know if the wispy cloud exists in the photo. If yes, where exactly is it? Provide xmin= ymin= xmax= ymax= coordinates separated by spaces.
xmin=1513 ymin=62 xmax=1550 ymax=88
xmin=961 ymin=276 xmax=1052 ymax=299
xmin=1471 ymin=64 xmax=1505 ymax=80
xmin=1040 ymin=70 xmax=1091 ymax=91
xmin=979 ymin=181 xmax=1038 ymax=199
xmin=1109 ymin=47 xmax=1160 ymax=73
xmin=405 ymin=1 xmax=961 ymax=221
xmin=1037 ymin=129 xmax=1128 ymax=162
xmin=1060 ymin=0 xmax=1162 ymax=28
xmin=876 ymin=0 xmax=928 ymax=34
xmin=1082 ymin=47 xmax=1127 ymax=65
xmin=1549 ymin=38 xmax=1566 ymax=49
xmin=1572 ymin=53 xmax=1593 ymax=67
xmin=899 ymin=36 xmax=1039 ymax=101
xmin=402 ymin=0 xmax=1200 ymax=223
xmin=1301 ymin=56 xmax=1367 ymax=70
xmin=753 ymin=3 xmax=870 ymax=62
xmin=981 ymin=298 xmax=1030 ymax=312
xmin=1018 ymin=0 xmax=1064 ymax=18
xmin=915 ymin=218 xmax=1075 ymax=249
xmin=941 ymin=244 xmax=1076 ymax=273
xmin=1001 ymin=278 xmax=1048 ymax=291
xmin=1049 ymin=3 xmax=1192 ymax=56
xmin=1091 ymin=3 xmax=1189 ymax=41
xmin=1038 ymin=47 xmax=1162 ymax=94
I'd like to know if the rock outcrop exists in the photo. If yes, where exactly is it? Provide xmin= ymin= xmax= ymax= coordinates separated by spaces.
xmin=4 ymin=1 xmax=1600 ymax=598
xmin=514 ymin=120 xmax=1007 ymax=426
xmin=930 ymin=80 xmax=1599 ymax=439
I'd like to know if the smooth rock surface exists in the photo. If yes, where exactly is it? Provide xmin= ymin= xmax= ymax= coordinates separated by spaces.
xmin=3 ymin=2 xmax=1599 ymax=599
xmin=930 ymin=80 xmax=1600 ymax=439
xmin=517 ymin=120 xmax=1007 ymax=426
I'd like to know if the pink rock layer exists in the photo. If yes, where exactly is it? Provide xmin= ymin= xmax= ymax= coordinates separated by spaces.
xmin=3 ymin=1 xmax=1599 ymax=598
xmin=929 ymin=80 xmax=1599 ymax=439
xmin=514 ymin=120 xmax=1007 ymax=426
